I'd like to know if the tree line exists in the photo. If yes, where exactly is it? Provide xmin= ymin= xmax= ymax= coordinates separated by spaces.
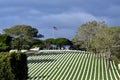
xmin=0 ymin=25 xmax=72 ymax=52
xmin=0 ymin=22 xmax=120 ymax=61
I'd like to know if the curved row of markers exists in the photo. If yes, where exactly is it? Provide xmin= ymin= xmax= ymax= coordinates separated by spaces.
xmin=27 ymin=50 xmax=120 ymax=80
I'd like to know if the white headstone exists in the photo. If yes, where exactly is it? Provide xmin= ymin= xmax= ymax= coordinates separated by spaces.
xmin=118 ymin=64 xmax=120 ymax=69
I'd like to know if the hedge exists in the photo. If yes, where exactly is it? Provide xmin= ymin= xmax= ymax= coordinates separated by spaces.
xmin=0 ymin=52 xmax=28 ymax=80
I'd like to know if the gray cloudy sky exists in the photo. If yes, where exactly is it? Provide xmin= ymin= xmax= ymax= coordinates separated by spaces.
xmin=0 ymin=0 xmax=120 ymax=40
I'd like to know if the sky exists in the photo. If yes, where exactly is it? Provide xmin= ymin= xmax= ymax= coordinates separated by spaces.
xmin=0 ymin=0 xmax=120 ymax=40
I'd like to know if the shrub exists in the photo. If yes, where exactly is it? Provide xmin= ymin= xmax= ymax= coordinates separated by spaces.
xmin=0 ymin=52 xmax=28 ymax=80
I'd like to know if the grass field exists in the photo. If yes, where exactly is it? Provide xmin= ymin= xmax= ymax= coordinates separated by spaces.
xmin=27 ymin=50 xmax=120 ymax=80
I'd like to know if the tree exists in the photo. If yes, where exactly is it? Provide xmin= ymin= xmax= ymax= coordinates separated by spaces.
xmin=4 ymin=25 xmax=43 ymax=50
xmin=0 ymin=34 xmax=12 ymax=52
xmin=73 ymin=21 xmax=106 ymax=52
xmin=43 ymin=38 xmax=72 ymax=49
xmin=31 ymin=39 xmax=44 ymax=49
xmin=55 ymin=38 xmax=72 ymax=49
xmin=43 ymin=38 xmax=55 ymax=49
xmin=92 ymin=27 xmax=120 ymax=69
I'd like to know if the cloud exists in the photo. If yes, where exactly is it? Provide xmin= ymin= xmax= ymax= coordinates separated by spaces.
xmin=0 ymin=0 xmax=120 ymax=39
xmin=34 ymin=11 xmax=109 ymax=39
xmin=40 ymin=11 xmax=96 ymax=26
xmin=0 ymin=9 xmax=111 ymax=39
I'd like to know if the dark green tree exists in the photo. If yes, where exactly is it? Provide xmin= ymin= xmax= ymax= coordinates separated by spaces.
xmin=4 ymin=25 xmax=43 ymax=51
xmin=31 ymin=39 xmax=44 ymax=49
xmin=55 ymin=38 xmax=72 ymax=49
xmin=43 ymin=38 xmax=56 ymax=49
xmin=0 ymin=34 xmax=12 ymax=52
